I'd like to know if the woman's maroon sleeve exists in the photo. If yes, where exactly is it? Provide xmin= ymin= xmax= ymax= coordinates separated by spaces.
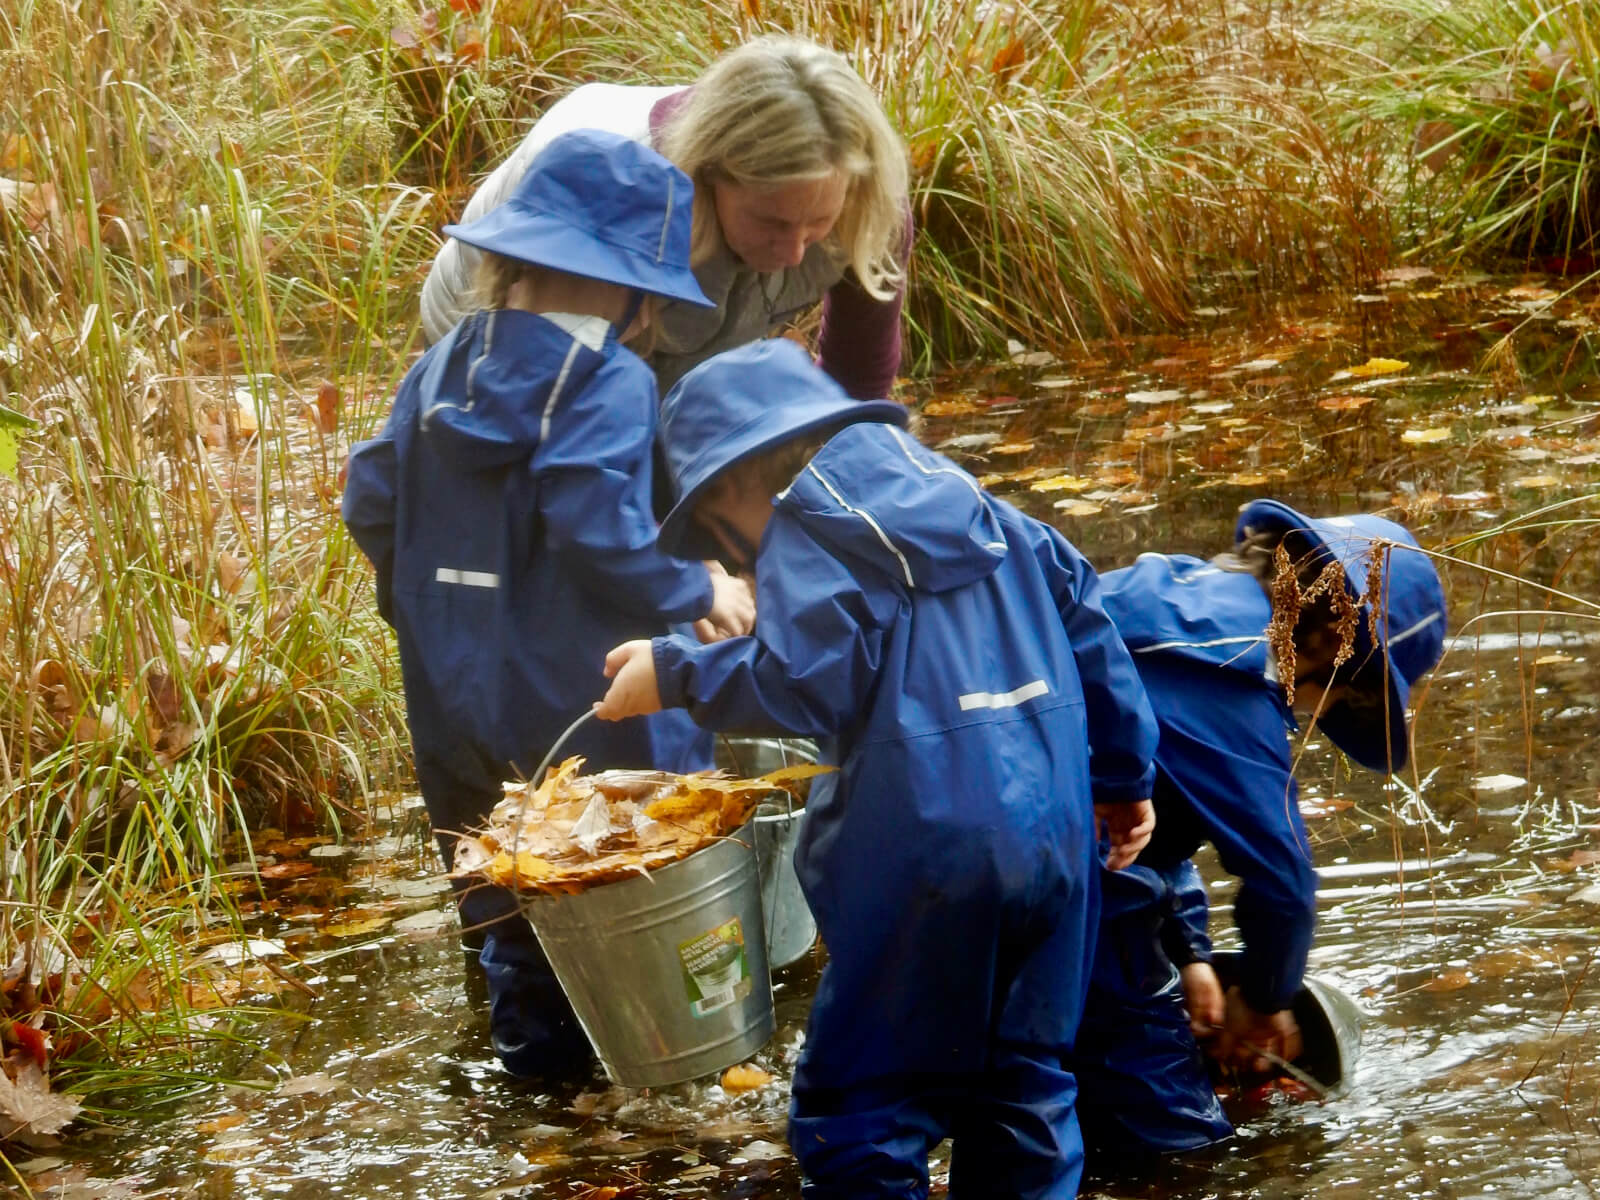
xmin=816 ymin=205 xmax=913 ymax=400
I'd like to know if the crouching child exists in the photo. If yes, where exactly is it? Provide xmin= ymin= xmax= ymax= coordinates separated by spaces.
xmin=340 ymin=129 xmax=754 ymax=1079
xmin=594 ymin=338 xmax=1159 ymax=1200
xmin=1073 ymin=500 xmax=1447 ymax=1155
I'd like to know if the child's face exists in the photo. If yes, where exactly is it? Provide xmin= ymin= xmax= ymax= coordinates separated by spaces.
xmin=694 ymin=478 xmax=774 ymax=573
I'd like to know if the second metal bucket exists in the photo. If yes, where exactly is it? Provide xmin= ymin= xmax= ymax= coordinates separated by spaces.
xmin=520 ymin=821 xmax=774 ymax=1088
xmin=718 ymin=738 xmax=819 ymax=969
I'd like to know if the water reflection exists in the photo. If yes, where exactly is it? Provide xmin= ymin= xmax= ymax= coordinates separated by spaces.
xmin=21 ymin=279 xmax=1600 ymax=1198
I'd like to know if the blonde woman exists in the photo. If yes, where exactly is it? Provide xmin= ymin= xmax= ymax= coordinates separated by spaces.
xmin=420 ymin=35 xmax=911 ymax=399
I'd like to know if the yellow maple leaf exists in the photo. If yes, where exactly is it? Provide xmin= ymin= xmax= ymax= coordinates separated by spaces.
xmin=1029 ymin=474 xmax=1093 ymax=493
xmin=1344 ymin=357 xmax=1409 ymax=377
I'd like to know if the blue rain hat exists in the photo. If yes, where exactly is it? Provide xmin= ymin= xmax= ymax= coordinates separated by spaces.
xmin=657 ymin=340 xmax=908 ymax=560
xmin=442 ymin=129 xmax=713 ymax=308
xmin=1235 ymin=499 xmax=1448 ymax=771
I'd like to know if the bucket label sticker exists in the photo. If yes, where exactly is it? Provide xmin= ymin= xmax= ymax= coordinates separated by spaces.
xmin=678 ymin=918 xmax=750 ymax=1018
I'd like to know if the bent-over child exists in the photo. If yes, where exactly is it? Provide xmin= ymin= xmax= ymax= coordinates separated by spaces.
xmin=595 ymin=338 xmax=1159 ymax=1200
xmin=341 ymin=129 xmax=754 ymax=1078
xmin=1073 ymin=499 xmax=1447 ymax=1154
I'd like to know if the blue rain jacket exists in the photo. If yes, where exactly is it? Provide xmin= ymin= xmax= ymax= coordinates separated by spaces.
xmin=653 ymin=421 xmax=1159 ymax=1088
xmin=342 ymin=308 xmax=714 ymax=779
xmin=1097 ymin=552 xmax=1317 ymax=1015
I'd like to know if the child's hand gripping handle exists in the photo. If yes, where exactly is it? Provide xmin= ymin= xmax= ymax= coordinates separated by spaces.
xmin=594 ymin=640 xmax=663 ymax=721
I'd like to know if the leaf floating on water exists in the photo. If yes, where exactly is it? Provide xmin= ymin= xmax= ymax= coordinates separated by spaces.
xmin=1400 ymin=427 xmax=1451 ymax=445
xmin=1421 ymin=969 xmax=1472 ymax=993
xmin=738 ymin=1139 xmax=789 ymax=1162
xmin=1317 ymin=394 xmax=1372 ymax=412
xmin=922 ymin=397 xmax=985 ymax=417
xmin=1343 ymin=357 xmax=1410 ymax=377
xmin=1052 ymin=499 xmax=1103 ymax=516
xmin=720 ymin=1063 xmax=775 ymax=1092
xmin=988 ymin=441 xmax=1035 ymax=456
xmin=1225 ymin=471 xmax=1270 ymax=486
xmin=196 ymin=1112 xmax=250 ymax=1134
xmin=320 ymin=916 xmax=392 ymax=939
xmin=1473 ymin=773 xmax=1527 ymax=792
xmin=0 ymin=1061 xmax=81 ymax=1138
xmin=1550 ymin=848 xmax=1600 ymax=872
xmin=1029 ymin=474 xmax=1093 ymax=493
xmin=277 ymin=1073 xmax=339 ymax=1097
xmin=1508 ymin=475 xmax=1561 ymax=489
xmin=1126 ymin=389 xmax=1185 ymax=405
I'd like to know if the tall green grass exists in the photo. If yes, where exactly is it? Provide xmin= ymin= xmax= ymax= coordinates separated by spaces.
xmin=1334 ymin=0 xmax=1599 ymax=266
xmin=1 ymin=0 xmax=412 ymax=1098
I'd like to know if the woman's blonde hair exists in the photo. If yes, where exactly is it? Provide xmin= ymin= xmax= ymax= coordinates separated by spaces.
xmin=659 ymin=35 xmax=909 ymax=300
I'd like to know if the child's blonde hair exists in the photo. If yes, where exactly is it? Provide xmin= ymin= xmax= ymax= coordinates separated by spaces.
xmin=659 ymin=36 xmax=909 ymax=300
xmin=473 ymin=252 xmax=660 ymax=351
xmin=700 ymin=430 xmax=831 ymax=512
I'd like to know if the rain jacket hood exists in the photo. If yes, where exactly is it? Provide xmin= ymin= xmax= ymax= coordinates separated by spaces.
xmin=656 ymin=339 xmax=908 ymax=561
xmin=778 ymin=422 xmax=1009 ymax=595
xmin=441 ymin=128 xmax=712 ymax=309
xmin=418 ymin=312 xmax=607 ymax=471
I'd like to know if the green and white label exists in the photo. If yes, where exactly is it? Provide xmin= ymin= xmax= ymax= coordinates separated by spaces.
xmin=678 ymin=917 xmax=750 ymax=1018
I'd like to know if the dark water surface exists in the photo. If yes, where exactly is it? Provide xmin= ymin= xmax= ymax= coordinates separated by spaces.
xmin=15 ymin=276 xmax=1600 ymax=1198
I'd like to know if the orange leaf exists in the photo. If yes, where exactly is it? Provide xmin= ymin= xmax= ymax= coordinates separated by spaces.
xmin=449 ymin=0 xmax=482 ymax=10
xmin=1318 ymin=394 xmax=1372 ymax=412
xmin=991 ymin=37 xmax=1027 ymax=82
xmin=720 ymin=1063 xmax=774 ymax=1091
xmin=454 ymin=39 xmax=485 ymax=65
xmin=314 ymin=380 xmax=340 ymax=434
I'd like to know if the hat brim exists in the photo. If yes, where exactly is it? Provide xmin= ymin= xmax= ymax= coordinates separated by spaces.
xmin=443 ymin=204 xmax=715 ymax=309
xmin=1235 ymin=499 xmax=1410 ymax=771
xmin=658 ymin=399 xmax=909 ymax=562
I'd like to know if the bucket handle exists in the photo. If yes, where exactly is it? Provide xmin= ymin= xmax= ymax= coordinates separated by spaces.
xmin=531 ymin=709 xmax=597 ymax=788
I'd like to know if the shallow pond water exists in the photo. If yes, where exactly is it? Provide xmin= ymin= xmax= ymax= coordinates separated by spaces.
xmin=12 ymin=275 xmax=1600 ymax=1198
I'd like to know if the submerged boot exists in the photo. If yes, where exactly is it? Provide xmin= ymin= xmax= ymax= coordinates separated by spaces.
xmin=479 ymin=919 xmax=594 ymax=1079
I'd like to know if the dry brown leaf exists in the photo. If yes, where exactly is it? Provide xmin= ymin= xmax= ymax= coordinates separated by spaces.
xmin=1421 ymin=970 xmax=1472 ymax=993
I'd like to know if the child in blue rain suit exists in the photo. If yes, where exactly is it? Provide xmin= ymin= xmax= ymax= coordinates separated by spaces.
xmin=594 ymin=338 xmax=1160 ymax=1200
xmin=1072 ymin=499 xmax=1448 ymax=1154
xmin=341 ymin=129 xmax=754 ymax=1077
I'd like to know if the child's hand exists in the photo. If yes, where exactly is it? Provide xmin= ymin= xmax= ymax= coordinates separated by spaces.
xmin=1095 ymin=798 xmax=1155 ymax=870
xmin=595 ymin=640 xmax=662 ymax=720
xmin=694 ymin=561 xmax=755 ymax=643
xmin=1180 ymin=961 xmax=1225 ymax=1039
xmin=1211 ymin=985 xmax=1302 ymax=1074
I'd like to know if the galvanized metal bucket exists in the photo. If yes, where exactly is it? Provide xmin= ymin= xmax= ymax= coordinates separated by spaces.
xmin=520 ymin=821 xmax=774 ymax=1088
xmin=717 ymin=738 xmax=819 ymax=969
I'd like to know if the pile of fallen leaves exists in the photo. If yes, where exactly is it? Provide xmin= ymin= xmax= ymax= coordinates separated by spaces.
xmin=452 ymin=758 xmax=827 ymax=895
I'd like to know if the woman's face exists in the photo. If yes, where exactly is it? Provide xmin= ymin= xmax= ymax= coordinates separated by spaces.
xmin=711 ymin=171 xmax=848 ymax=273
